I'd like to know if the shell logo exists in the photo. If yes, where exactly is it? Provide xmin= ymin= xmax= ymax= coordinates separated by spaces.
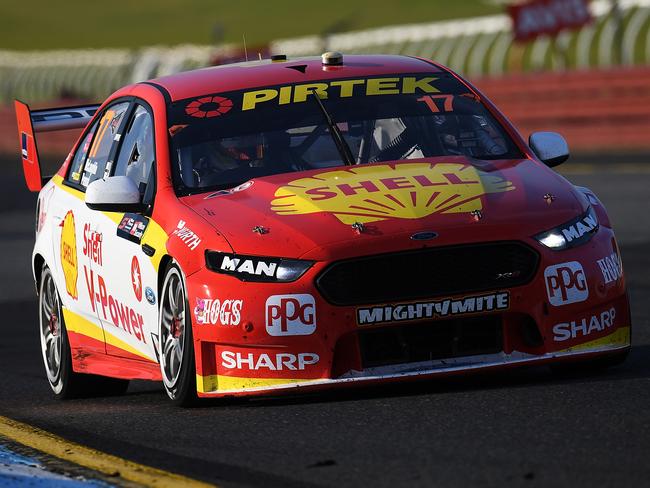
xmin=271 ymin=162 xmax=514 ymax=224
xmin=185 ymin=96 xmax=233 ymax=118
xmin=60 ymin=210 xmax=78 ymax=299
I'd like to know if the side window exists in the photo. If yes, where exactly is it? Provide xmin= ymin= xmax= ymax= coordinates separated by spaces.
xmin=66 ymin=120 xmax=98 ymax=185
xmin=114 ymin=105 xmax=155 ymax=199
xmin=81 ymin=102 xmax=130 ymax=187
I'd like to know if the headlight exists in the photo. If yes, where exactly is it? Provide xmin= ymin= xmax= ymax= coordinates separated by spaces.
xmin=205 ymin=251 xmax=313 ymax=282
xmin=534 ymin=206 xmax=599 ymax=250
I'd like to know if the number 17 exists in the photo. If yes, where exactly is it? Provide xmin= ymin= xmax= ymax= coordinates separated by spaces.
xmin=417 ymin=94 xmax=454 ymax=113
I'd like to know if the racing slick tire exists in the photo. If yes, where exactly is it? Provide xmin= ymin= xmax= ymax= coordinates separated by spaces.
xmin=39 ymin=265 xmax=129 ymax=398
xmin=550 ymin=349 xmax=629 ymax=376
xmin=159 ymin=262 xmax=198 ymax=406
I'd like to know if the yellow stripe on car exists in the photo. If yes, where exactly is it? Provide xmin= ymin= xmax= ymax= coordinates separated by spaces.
xmin=196 ymin=374 xmax=316 ymax=394
xmin=141 ymin=218 xmax=169 ymax=270
xmin=63 ymin=308 xmax=155 ymax=362
xmin=62 ymin=308 xmax=106 ymax=344
xmin=560 ymin=326 xmax=630 ymax=353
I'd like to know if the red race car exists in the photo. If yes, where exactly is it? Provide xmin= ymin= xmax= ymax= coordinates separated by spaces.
xmin=16 ymin=53 xmax=630 ymax=405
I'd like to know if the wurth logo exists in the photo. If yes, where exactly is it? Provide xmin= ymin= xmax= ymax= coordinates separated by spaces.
xmin=172 ymin=220 xmax=201 ymax=250
xmin=544 ymin=262 xmax=589 ymax=306
xmin=265 ymin=294 xmax=316 ymax=336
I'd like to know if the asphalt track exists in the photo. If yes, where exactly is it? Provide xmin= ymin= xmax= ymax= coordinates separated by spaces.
xmin=0 ymin=156 xmax=648 ymax=488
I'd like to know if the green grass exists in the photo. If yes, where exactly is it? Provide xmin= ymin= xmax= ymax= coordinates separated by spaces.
xmin=0 ymin=0 xmax=500 ymax=50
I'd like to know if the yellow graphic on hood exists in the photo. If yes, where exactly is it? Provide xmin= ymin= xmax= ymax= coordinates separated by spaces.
xmin=60 ymin=210 xmax=78 ymax=299
xmin=271 ymin=162 xmax=514 ymax=224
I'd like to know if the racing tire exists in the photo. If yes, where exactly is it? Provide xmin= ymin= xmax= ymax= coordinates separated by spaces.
xmin=550 ymin=349 xmax=629 ymax=376
xmin=159 ymin=263 xmax=198 ymax=406
xmin=39 ymin=265 xmax=129 ymax=398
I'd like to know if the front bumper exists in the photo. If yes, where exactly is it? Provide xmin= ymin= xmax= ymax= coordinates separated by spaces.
xmin=196 ymin=339 xmax=629 ymax=397
xmin=186 ymin=226 xmax=631 ymax=398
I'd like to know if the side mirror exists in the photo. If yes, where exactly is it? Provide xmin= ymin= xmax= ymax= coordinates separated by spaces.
xmin=85 ymin=176 xmax=144 ymax=212
xmin=529 ymin=132 xmax=569 ymax=167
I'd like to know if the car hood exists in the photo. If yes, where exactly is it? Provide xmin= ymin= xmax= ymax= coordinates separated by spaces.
xmin=182 ymin=157 xmax=586 ymax=260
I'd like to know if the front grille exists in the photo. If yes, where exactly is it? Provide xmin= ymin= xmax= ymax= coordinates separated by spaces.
xmin=359 ymin=315 xmax=503 ymax=368
xmin=316 ymin=241 xmax=538 ymax=306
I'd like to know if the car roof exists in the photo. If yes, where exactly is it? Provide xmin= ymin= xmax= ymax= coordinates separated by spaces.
xmin=149 ymin=54 xmax=445 ymax=102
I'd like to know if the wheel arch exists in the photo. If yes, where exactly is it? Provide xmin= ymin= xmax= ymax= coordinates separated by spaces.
xmin=157 ymin=254 xmax=174 ymax=301
xmin=33 ymin=253 xmax=45 ymax=295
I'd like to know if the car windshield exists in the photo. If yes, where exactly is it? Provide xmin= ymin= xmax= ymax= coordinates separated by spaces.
xmin=168 ymin=72 xmax=523 ymax=195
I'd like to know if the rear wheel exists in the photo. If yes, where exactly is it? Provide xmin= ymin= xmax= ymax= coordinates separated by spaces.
xmin=159 ymin=263 xmax=198 ymax=406
xmin=39 ymin=265 xmax=129 ymax=398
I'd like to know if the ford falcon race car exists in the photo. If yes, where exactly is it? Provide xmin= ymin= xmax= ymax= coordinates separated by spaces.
xmin=16 ymin=53 xmax=630 ymax=405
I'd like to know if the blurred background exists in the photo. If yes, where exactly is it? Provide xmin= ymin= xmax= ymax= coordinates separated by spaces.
xmin=1 ymin=0 xmax=649 ymax=160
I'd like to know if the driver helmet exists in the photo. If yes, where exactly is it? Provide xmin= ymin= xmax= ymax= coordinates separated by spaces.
xmin=225 ymin=133 xmax=266 ymax=162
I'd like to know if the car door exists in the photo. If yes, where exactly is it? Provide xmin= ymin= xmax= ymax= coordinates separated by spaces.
xmin=61 ymin=100 xmax=130 ymax=353
xmin=89 ymin=102 xmax=160 ymax=362
xmin=49 ymin=101 xmax=130 ymax=355
xmin=50 ymin=119 xmax=103 ymax=354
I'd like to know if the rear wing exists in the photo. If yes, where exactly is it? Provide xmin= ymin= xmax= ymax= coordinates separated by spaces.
xmin=14 ymin=100 xmax=99 ymax=192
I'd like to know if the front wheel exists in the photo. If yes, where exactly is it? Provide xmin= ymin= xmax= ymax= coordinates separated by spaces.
xmin=159 ymin=263 xmax=198 ymax=406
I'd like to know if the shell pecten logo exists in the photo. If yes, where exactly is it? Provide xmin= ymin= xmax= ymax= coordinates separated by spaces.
xmin=60 ymin=210 xmax=78 ymax=299
xmin=271 ymin=162 xmax=514 ymax=224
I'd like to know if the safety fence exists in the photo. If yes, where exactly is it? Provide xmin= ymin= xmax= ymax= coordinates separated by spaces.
xmin=1 ymin=0 xmax=650 ymax=104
